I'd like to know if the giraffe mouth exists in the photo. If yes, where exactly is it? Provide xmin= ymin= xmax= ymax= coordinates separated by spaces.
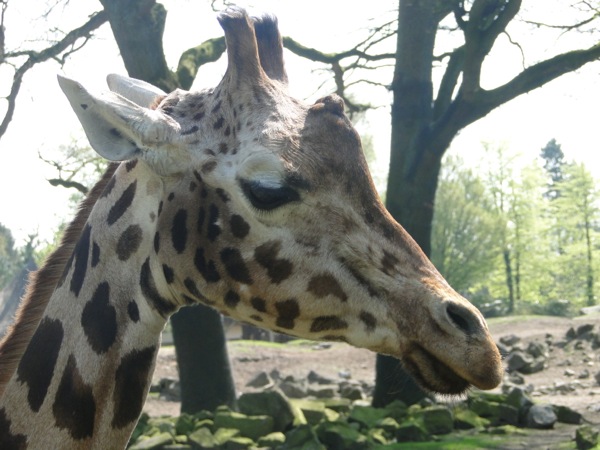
xmin=402 ymin=344 xmax=470 ymax=395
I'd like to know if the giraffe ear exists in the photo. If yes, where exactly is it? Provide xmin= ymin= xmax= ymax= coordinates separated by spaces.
xmin=58 ymin=75 xmax=180 ymax=162
xmin=106 ymin=74 xmax=167 ymax=108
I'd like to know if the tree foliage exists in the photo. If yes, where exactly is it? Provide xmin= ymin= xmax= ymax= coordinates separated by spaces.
xmin=432 ymin=142 xmax=600 ymax=315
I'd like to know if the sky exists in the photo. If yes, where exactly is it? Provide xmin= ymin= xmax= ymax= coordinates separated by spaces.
xmin=0 ymin=0 xmax=599 ymax=246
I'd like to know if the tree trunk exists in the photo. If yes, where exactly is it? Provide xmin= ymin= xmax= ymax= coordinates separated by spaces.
xmin=373 ymin=0 xmax=448 ymax=407
xmin=170 ymin=305 xmax=236 ymax=412
xmin=503 ymin=249 xmax=515 ymax=313
xmin=585 ymin=216 xmax=594 ymax=306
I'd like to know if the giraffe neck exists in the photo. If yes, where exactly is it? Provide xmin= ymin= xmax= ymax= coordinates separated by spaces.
xmin=0 ymin=161 xmax=174 ymax=449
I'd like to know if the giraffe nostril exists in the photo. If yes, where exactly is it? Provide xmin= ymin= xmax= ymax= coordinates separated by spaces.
xmin=446 ymin=303 xmax=483 ymax=337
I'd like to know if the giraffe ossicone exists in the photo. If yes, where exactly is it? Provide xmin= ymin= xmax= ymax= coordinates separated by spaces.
xmin=0 ymin=7 xmax=502 ymax=449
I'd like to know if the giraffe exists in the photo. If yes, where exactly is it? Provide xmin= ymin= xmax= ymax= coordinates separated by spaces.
xmin=0 ymin=8 xmax=503 ymax=449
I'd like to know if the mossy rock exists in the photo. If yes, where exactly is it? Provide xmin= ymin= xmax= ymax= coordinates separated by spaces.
xmin=221 ymin=436 xmax=255 ymax=450
xmin=175 ymin=414 xmax=196 ymax=436
xmin=162 ymin=445 xmax=193 ymax=450
xmin=454 ymin=408 xmax=490 ymax=430
xmin=188 ymin=427 xmax=218 ymax=449
xmin=348 ymin=405 xmax=390 ymax=429
xmin=321 ymin=398 xmax=352 ymax=413
xmin=374 ymin=417 xmax=400 ymax=434
xmin=367 ymin=427 xmax=389 ymax=445
xmin=214 ymin=411 xmax=273 ymax=441
xmin=316 ymin=421 xmax=370 ymax=450
xmin=324 ymin=408 xmax=340 ymax=422
xmin=576 ymin=425 xmax=600 ymax=450
xmin=213 ymin=428 xmax=241 ymax=444
xmin=257 ymin=431 xmax=286 ymax=448
xmin=129 ymin=432 xmax=175 ymax=450
xmin=148 ymin=417 xmax=176 ymax=435
xmin=292 ymin=399 xmax=326 ymax=425
xmin=281 ymin=424 xmax=326 ymax=450
xmin=382 ymin=400 xmax=408 ymax=423
xmin=418 ymin=405 xmax=454 ymax=435
xmin=395 ymin=420 xmax=429 ymax=442
xmin=238 ymin=390 xmax=300 ymax=431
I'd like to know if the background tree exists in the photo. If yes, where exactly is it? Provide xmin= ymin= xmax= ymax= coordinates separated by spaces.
xmin=431 ymin=155 xmax=502 ymax=292
xmin=0 ymin=223 xmax=18 ymax=291
xmin=553 ymin=163 xmax=600 ymax=306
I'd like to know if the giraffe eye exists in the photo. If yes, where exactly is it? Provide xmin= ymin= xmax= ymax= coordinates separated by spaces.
xmin=240 ymin=179 xmax=300 ymax=211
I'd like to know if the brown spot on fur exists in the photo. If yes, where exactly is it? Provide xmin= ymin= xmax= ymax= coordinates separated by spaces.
xmin=16 ymin=318 xmax=64 ymax=412
xmin=221 ymin=248 xmax=253 ymax=284
xmin=310 ymin=316 xmax=348 ymax=333
xmin=251 ymin=297 xmax=267 ymax=313
xmin=275 ymin=298 xmax=299 ymax=329
xmin=0 ymin=408 xmax=26 ymax=449
xmin=254 ymin=241 xmax=293 ymax=284
xmin=359 ymin=311 xmax=377 ymax=332
xmin=112 ymin=346 xmax=157 ymax=429
xmin=52 ymin=354 xmax=96 ymax=439
xmin=307 ymin=273 xmax=347 ymax=302
xmin=201 ymin=160 xmax=218 ymax=174
xmin=116 ymin=225 xmax=143 ymax=261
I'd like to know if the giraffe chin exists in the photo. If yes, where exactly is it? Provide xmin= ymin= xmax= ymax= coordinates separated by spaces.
xmin=402 ymin=345 xmax=471 ymax=395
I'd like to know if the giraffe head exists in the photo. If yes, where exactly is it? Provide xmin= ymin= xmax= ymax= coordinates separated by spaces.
xmin=59 ymin=7 xmax=502 ymax=395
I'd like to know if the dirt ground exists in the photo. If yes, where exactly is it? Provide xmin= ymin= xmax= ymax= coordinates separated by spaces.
xmin=144 ymin=314 xmax=600 ymax=431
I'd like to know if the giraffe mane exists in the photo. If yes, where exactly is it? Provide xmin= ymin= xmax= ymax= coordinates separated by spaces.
xmin=0 ymin=163 xmax=118 ymax=397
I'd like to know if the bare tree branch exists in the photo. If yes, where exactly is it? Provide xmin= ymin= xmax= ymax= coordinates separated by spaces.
xmin=0 ymin=10 xmax=107 ymax=142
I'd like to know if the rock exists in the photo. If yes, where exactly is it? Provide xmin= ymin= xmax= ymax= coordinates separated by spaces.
xmin=527 ymin=341 xmax=548 ymax=358
xmin=579 ymin=369 xmax=591 ymax=379
xmin=130 ymin=432 xmax=175 ymax=450
xmin=595 ymin=371 xmax=600 ymax=385
xmin=506 ymin=351 xmax=533 ymax=372
xmin=525 ymin=404 xmax=557 ymax=429
xmin=577 ymin=324 xmax=595 ymax=338
xmin=496 ymin=342 xmax=511 ymax=357
xmin=281 ymin=424 xmax=325 ymax=450
xmin=339 ymin=382 xmax=363 ymax=401
xmin=321 ymin=398 xmax=352 ymax=413
xmin=246 ymin=371 xmax=273 ymax=388
xmin=238 ymin=390 xmax=300 ymax=431
xmin=418 ymin=405 xmax=454 ymax=435
xmin=565 ymin=369 xmax=576 ymax=377
xmin=348 ymin=405 xmax=389 ymax=429
xmin=500 ymin=334 xmax=521 ymax=346
xmin=175 ymin=414 xmax=196 ymax=436
xmin=554 ymin=405 xmax=583 ymax=424
xmin=307 ymin=370 xmax=334 ymax=385
xmin=375 ymin=417 xmax=401 ymax=433
xmin=188 ymin=428 xmax=218 ymax=449
xmin=279 ymin=380 xmax=307 ymax=399
xmin=257 ymin=432 xmax=286 ymax=448
xmin=316 ymin=421 xmax=369 ymax=449
xmin=505 ymin=387 xmax=534 ymax=413
xmin=221 ymin=436 xmax=254 ymax=450
xmin=308 ymin=385 xmax=337 ymax=398
xmin=506 ymin=372 xmax=525 ymax=385
xmin=291 ymin=399 xmax=326 ymax=425
xmin=395 ymin=420 xmax=429 ymax=442
xmin=214 ymin=411 xmax=274 ymax=441
xmin=567 ymin=327 xmax=577 ymax=340
xmin=576 ymin=425 xmax=600 ymax=450
xmin=338 ymin=369 xmax=351 ymax=379
xmin=454 ymin=409 xmax=490 ymax=430
xmin=520 ymin=357 xmax=546 ymax=374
